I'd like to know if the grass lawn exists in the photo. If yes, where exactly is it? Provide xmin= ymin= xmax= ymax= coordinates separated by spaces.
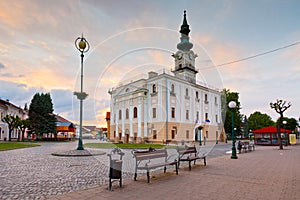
xmin=84 ymin=143 xmax=171 ymax=149
xmin=0 ymin=142 xmax=40 ymax=151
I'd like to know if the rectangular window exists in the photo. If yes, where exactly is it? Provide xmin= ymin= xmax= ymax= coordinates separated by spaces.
xmin=215 ymin=96 xmax=217 ymax=105
xmin=171 ymin=107 xmax=175 ymax=118
xmin=186 ymin=130 xmax=189 ymax=139
xmin=186 ymin=110 xmax=189 ymax=120
xmin=152 ymin=108 xmax=156 ymax=118
xmin=153 ymin=130 xmax=157 ymax=139
xmin=216 ymin=114 xmax=218 ymax=123
xmin=196 ymin=111 xmax=199 ymax=121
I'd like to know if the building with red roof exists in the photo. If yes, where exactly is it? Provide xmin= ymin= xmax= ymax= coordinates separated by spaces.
xmin=252 ymin=126 xmax=291 ymax=145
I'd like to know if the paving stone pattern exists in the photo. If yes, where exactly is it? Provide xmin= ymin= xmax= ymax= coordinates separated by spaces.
xmin=0 ymin=140 xmax=229 ymax=200
xmin=0 ymin=142 xmax=112 ymax=200
xmin=50 ymin=142 xmax=300 ymax=200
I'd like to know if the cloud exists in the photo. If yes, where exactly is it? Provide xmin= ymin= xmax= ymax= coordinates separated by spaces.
xmin=0 ymin=62 xmax=5 ymax=69
xmin=1 ymin=73 xmax=24 ymax=78
xmin=0 ymin=80 xmax=44 ymax=107
xmin=51 ymin=89 xmax=73 ymax=113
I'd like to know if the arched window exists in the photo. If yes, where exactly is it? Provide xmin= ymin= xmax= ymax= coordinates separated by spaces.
xmin=196 ymin=91 xmax=199 ymax=99
xmin=171 ymin=84 xmax=175 ymax=93
xmin=185 ymin=88 xmax=189 ymax=96
xmin=152 ymin=84 xmax=157 ymax=93
xmin=125 ymin=108 xmax=129 ymax=119
xmin=119 ymin=110 xmax=122 ymax=120
xmin=133 ymin=107 xmax=137 ymax=118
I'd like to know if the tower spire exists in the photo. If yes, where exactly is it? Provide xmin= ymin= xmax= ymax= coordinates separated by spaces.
xmin=177 ymin=10 xmax=193 ymax=51
xmin=180 ymin=10 xmax=190 ymax=36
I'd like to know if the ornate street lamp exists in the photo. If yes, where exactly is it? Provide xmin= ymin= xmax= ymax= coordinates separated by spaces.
xmin=228 ymin=101 xmax=238 ymax=159
xmin=74 ymin=34 xmax=90 ymax=150
xmin=283 ymin=120 xmax=287 ymax=146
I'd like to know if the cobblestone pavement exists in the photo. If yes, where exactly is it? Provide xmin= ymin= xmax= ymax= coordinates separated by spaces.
xmin=0 ymin=141 xmax=111 ymax=200
xmin=50 ymin=142 xmax=300 ymax=200
xmin=0 ymin=140 xmax=230 ymax=200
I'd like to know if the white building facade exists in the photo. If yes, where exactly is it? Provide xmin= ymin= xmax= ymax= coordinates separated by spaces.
xmin=0 ymin=99 xmax=27 ymax=141
xmin=109 ymin=11 xmax=224 ymax=144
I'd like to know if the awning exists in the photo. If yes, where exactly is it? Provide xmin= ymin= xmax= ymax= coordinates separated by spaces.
xmin=252 ymin=126 xmax=292 ymax=134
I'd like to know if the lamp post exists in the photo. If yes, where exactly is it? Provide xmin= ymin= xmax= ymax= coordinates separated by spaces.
xmin=283 ymin=120 xmax=287 ymax=146
xmin=228 ymin=101 xmax=238 ymax=159
xmin=74 ymin=35 xmax=90 ymax=150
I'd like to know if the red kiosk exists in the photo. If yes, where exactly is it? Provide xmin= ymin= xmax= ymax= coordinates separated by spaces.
xmin=252 ymin=126 xmax=291 ymax=145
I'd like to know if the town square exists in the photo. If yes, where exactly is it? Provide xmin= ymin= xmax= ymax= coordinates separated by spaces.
xmin=0 ymin=0 xmax=300 ymax=199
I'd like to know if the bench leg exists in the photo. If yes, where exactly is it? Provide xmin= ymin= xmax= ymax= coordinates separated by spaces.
xmin=204 ymin=157 xmax=206 ymax=166
xmin=147 ymin=170 xmax=150 ymax=183
xmin=175 ymin=163 xmax=178 ymax=175
xmin=189 ymin=161 xmax=192 ymax=171
xmin=164 ymin=166 xmax=166 ymax=173
xmin=134 ymin=165 xmax=137 ymax=181
xmin=109 ymin=178 xmax=112 ymax=190
xmin=134 ymin=173 xmax=137 ymax=181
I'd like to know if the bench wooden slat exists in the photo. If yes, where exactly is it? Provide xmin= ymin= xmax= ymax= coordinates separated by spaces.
xmin=134 ymin=151 xmax=167 ymax=161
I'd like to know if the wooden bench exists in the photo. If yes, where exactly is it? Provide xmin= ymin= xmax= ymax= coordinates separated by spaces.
xmin=132 ymin=148 xmax=178 ymax=183
xmin=242 ymin=141 xmax=249 ymax=152
xmin=177 ymin=146 xmax=207 ymax=171
xmin=248 ymin=142 xmax=255 ymax=151
xmin=238 ymin=141 xmax=255 ymax=153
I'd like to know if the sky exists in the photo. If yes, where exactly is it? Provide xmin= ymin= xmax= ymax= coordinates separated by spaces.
xmin=0 ymin=0 xmax=299 ymax=127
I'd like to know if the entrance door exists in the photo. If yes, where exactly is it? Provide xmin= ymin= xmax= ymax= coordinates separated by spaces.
xmin=195 ymin=129 xmax=198 ymax=141
xmin=125 ymin=134 xmax=129 ymax=143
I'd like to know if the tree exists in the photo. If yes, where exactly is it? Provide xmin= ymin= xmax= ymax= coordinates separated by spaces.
xmin=276 ymin=117 xmax=298 ymax=132
xmin=270 ymin=99 xmax=292 ymax=149
xmin=18 ymin=119 xmax=31 ymax=141
xmin=1 ymin=115 xmax=20 ymax=141
xmin=248 ymin=111 xmax=275 ymax=131
xmin=28 ymin=93 xmax=57 ymax=139
xmin=222 ymin=89 xmax=242 ymax=139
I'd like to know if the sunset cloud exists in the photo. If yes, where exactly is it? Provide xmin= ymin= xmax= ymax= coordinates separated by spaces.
xmin=0 ymin=0 xmax=299 ymax=126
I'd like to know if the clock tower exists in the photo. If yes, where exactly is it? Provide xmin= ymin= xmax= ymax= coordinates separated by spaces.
xmin=172 ymin=10 xmax=198 ymax=83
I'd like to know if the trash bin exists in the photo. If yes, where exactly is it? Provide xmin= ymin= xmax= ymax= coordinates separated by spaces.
xmin=110 ymin=160 xmax=122 ymax=179
xmin=107 ymin=148 xmax=124 ymax=190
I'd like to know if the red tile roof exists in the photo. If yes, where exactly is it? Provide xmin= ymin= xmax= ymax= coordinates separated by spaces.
xmin=252 ymin=126 xmax=292 ymax=133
